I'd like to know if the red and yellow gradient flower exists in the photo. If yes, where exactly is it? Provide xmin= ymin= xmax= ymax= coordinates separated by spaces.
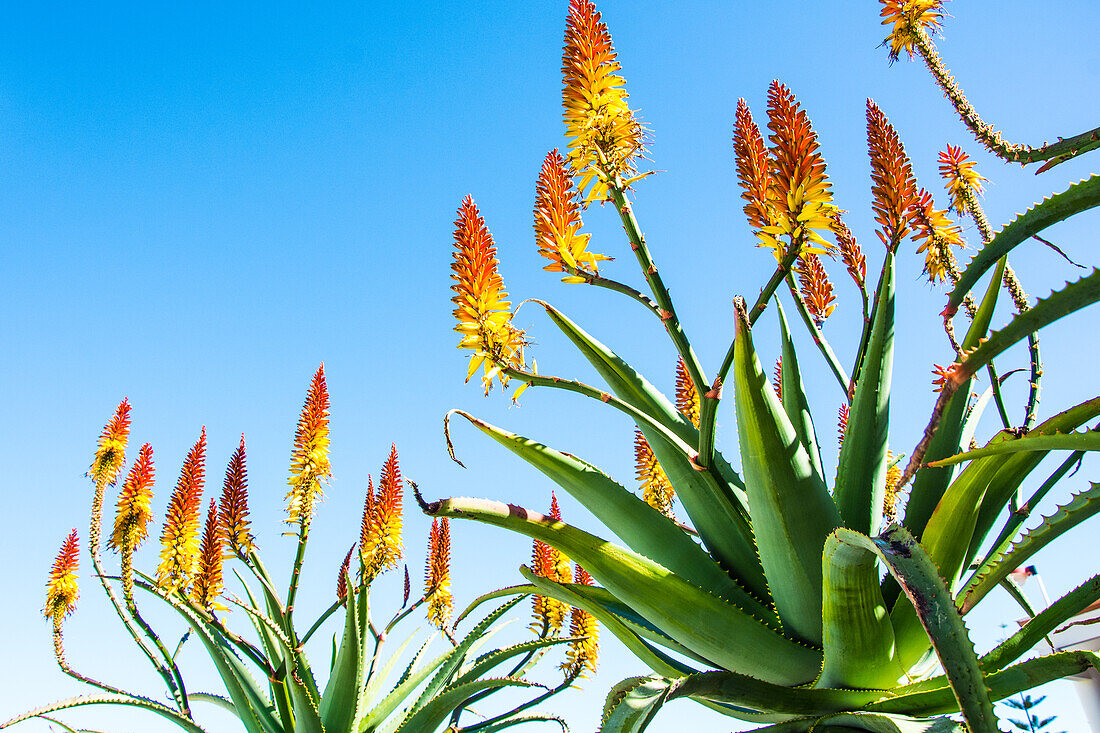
xmin=837 ymin=404 xmax=850 ymax=450
xmin=911 ymin=188 xmax=965 ymax=283
xmin=675 ymin=358 xmax=700 ymax=429
xmin=880 ymin=0 xmax=945 ymax=62
xmin=110 ymin=443 xmax=156 ymax=553
xmin=451 ymin=196 xmax=529 ymax=395
xmin=44 ymin=530 xmax=80 ymax=624
xmin=561 ymin=0 xmax=644 ymax=203
xmin=531 ymin=493 xmax=571 ymax=634
xmin=286 ymin=365 xmax=331 ymax=528
xmin=425 ymin=517 xmax=453 ymax=629
xmin=88 ymin=399 xmax=132 ymax=554
xmin=733 ymin=99 xmax=774 ymax=236
xmin=360 ymin=446 xmax=404 ymax=579
xmin=562 ymin=565 xmax=599 ymax=677
xmin=157 ymin=428 xmax=207 ymax=593
xmin=534 ymin=149 xmax=610 ymax=282
xmin=219 ymin=435 xmax=254 ymax=556
xmin=336 ymin=545 xmax=355 ymax=601
xmin=830 ymin=211 xmax=866 ymax=290
xmin=634 ymin=430 xmax=674 ymax=518
xmin=797 ymin=254 xmax=837 ymax=326
xmin=939 ymin=145 xmax=986 ymax=215
xmin=192 ymin=499 xmax=225 ymax=611
xmin=866 ymin=99 xmax=920 ymax=250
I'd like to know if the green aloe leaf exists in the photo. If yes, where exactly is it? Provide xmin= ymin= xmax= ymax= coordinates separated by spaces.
xmin=392 ymin=678 xmax=540 ymax=733
xmin=0 ymin=695 xmax=209 ymax=733
xmin=319 ymin=572 xmax=364 ymax=733
xmin=928 ymin=430 xmax=1100 ymax=466
xmin=470 ymin=714 xmax=567 ymax=732
xmin=742 ymin=712 xmax=962 ymax=732
xmin=733 ymin=300 xmax=841 ymax=645
xmin=360 ymin=628 xmax=419 ymax=711
xmin=663 ymin=671 xmax=886 ymax=717
xmin=234 ymin=571 xmax=293 ymax=728
xmin=599 ymin=677 xmax=674 ymax=733
xmin=455 ymin=635 xmax=575 ymax=687
xmin=447 ymin=410 xmax=778 ymax=626
xmin=948 ymin=175 xmax=1100 ymax=311
xmin=188 ymin=692 xmax=235 ymax=714
xmin=776 ymin=301 xmax=825 ymax=483
xmin=424 ymin=495 xmax=822 ymax=685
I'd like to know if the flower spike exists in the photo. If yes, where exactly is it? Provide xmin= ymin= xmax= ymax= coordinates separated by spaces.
xmin=797 ymin=254 xmax=837 ymax=326
xmin=531 ymin=493 xmax=571 ymax=634
xmin=44 ymin=530 xmax=80 ymax=623
xmin=88 ymin=398 xmax=132 ymax=555
xmin=634 ymin=430 xmax=675 ymax=519
xmin=286 ymin=364 xmax=332 ymax=529
xmin=837 ymin=403 xmax=849 ymax=450
xmin=110 ymin=443 xmax=156 ymax=553
xmin=866 ymin=99 xmax=920 ymax=250
xmin=156 ymin=428 xmax=207 ymax=593
xmin=425 ymin=517 xmax=453 ymax=629
xmin=830 ymin=211 xmax=866 ymax=289
xmin=911 ymin=188 xmax=965 ymax=283
xmin=880 ymin=0 xmax=946 ymax=63
xmin=733 ymin=99 xmax=774 ymax=236
xmin=534 ymin=149 xmax=610 ymax=282
xmin=562 ymin=565 xmax=599 ymax=677
xmin=192 ymin=499 xmax=225 ymax=611
xmin=336 ymin=545 xmax=354 ymax=601
xmin=361 ymin=446 xmax=404 ymax=579
xmin=675 ymin=357 xmax=700 ymax=429
xmin=939 ymin=145 xmax=986 ymax=216
xmin=219 ymin=435 xmax=254 ymax=556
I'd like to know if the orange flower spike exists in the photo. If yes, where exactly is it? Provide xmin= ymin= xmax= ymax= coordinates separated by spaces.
xmin=219 ymin=435 xmax=254 ymax=557
xmin=88 ymin=398 xmax=132 ymax=554
xmin=156 ymin=428 xmax=207 ymax=593
xmin=534 ymin=149 xmax=609 ymax=282
xmin=563 ymin=565 xmax=599 ymax=677
xmin=44 ymin=530 xmax=80 ymax=623
xmin=939 ymin=145 xmax=986 ymax=216
xmin=866 ymin=99 xmax=920 ymax=251
xmin=733 ymin=99 xmax=774 ymax=236
xmin=830 ymin=212 xmax=866 ymax=289
xmin=762 ymin=83 xmax=835 ymax=258
xmin=837 ymin=403 xmax=849 ymax=450
xmin=634 ymin=429 xmax=675 ymax=518
xmin=880 ymin=0 xmax=946 ymax=62
xmin=675 ymin=357 xmax=700 ymax=429
xmin=361 ymin=447 xmax=404 ymax=578
xmin=336 ymin=545 xmax=355 ymax=602
xmin=531 ymin=493 xmax=570 ymax=634
xmin=561 ymin=0 xmax=644 ymax=203
xmin=110 ymin=443 xmax=156 ymax=553
xmin=798 ymin=254 xmax=838 ymax=326
xmin=911 ymin=189 xmax=965 ymax=283
xmin=286 ymin=364 xmax=332 ymax=528
xmin=193 ymin=499 xmax=225 ymax=611
xmin=425 ymin=517 xmax=454 ymax=630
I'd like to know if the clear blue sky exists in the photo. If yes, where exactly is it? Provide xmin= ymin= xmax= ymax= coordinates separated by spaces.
xmin=2 ymin=2 xmax=1098 ymax=731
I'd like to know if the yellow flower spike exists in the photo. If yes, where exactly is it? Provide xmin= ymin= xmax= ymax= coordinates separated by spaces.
xmin=675 ymin=357 xmax=699 ymax=429
xmin=797 ymin=253 xmax=837 ymax=326
xmin=880 ymin=0 xmax=946 ymax=63
xmin=561 ymin=0 xmax=645 ymax=204
xmin=44 ymin=530 xmax=80 ymax=624
xmin=110 ymin=442 xmax=156 ymax=553
xmin=562 ymin=565 xmax=599 ymax=678
xmin=192 ymin=499 xmax=226 ymax=611
xmin=634 ymin=429 xmax=675 ymax=519
xmin=530 ymin=493 xmax=570 ymax=635
xmin=425 ymin=517 xmax=453 ymax=630
xmin=286 ymin=364 xmax=332 ymax=529
xmin=88 ymin=398 xmax=132 ymax=555
xmin=939 ymin=145 xmax=986 ymax=216
xmin=866 ymin=99 xmax=920 ymax=250
xmin=911 ymin=188 xmax=965 ymax=283
xmin=218 ymin=435 xmax=255 ymax=557
xmin=361 ymin=446 xmax=404 ymax=579
xmin=884 ymin=451 xmax=903 ymax=521
xmin=156 ymin=428 xmax=207 ymax=593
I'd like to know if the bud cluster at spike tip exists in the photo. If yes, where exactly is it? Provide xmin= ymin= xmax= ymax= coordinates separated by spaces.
xmin=110 ymin=442 xmax=156 ymax=553
xmin=675 ymin=358 xmax=700 ymax=430
xmin=634 ymin=430 xmax=675 ymax=518
xmin=561 ymin=0 xmax=644 ymax=204
xmin=880 ymin=0 xmax=945 ymax=62
xmin=531 ymin=493 xmax=571 ymax=634
xmin=939 ymin=144 xmax=986 ymax=215
xmin=425 ymin=517 xmax=453 ymax=629
xmin=563 ymin=565 xmax=599 ymax=677
xmin=866 ymin=99 xmax=920 ymax=250
xmin=44 ymin=530 xmax=80 ymax=623
xmin=157 ymin=428 xmax=207 ymax=593
xmin=192 ymin=499 xmax=225 ymax=610
xmin=360 ymin=446 xmax=404 ymax=579
xmin=286 ymin=364 xmax=332 ymax=527
xmin=89 ymin=399 xmax=132 ymax=490
xmin=219 ymin=435 xmax=254 ymax=557
xmin=797 ymin=253 xmax=837 ymax=326
xmin=534 ymin=149 xmax=609 ymax=282
xmin=450 ymin=196 xmax=529 ymax=395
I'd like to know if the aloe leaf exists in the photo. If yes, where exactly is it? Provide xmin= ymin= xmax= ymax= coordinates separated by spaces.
xmin=359 ymin=642 xmax=451 ymax=733
xmin=930 ymin=430 xmax=1100 ymax=466
xmin=0 ymin=695 xmax=209 ymax=733
xmin=455 ymin=636 xmax=575 ymax=686
xmin=817 ymin=530 xmax=904 ymax=689
xmin=424 ymin=495 xmax=822 ymax=684
xmin=393 ymin=678 xmax=540 ymax=733
xmin=733 ymin=301 xmax=841 ymax=645
xmin=776 ymin=301 xmax=825 ymax=483
xmin=286 ymin=673 xmax=323 ymax=733
xmin=448 ymin=410 xmax=777 ymax=625
xmin=948 ymin=175 xmax=1100 ymax=311
xmin=598 ymin=677 xmax=674 ymax=733
xmin=188 ymin=692 xmax=235 ymax=714
xmin=361 ymin=627 xmax=418 ymax=710
xmin=469 ymin=714 xmax=567 ymax=733
xmin=319 ymin=574 xmax=364 ymax=733
xmin=846 ymin=525 xmax=998 ymax=733
xmin=958 ymin=481 xmax=1100 ymax=613
xmin=235 ymin=571 xmax=293 ymax=727
xmin=741 ymin=712 xmax=963 ymax=732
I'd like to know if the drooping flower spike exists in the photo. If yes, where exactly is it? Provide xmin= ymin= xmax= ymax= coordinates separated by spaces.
xmin=44 ymin=530 xmax=80 ymax=624
xmin=880 ymin=0 xmax=946 ymax=63
xmin=88 ymin=399 xmax=132 ymax=554
xmin=286 ymin=364 xmax=332 ymax=529
xmin=675 ymin=357 xmax=700 ymax=429
xmin=866 ymin=99 xmax=920 ymax=250
xmin=110 ymin=442 xmax=156 ymax=553
xmin=634 ymin=430 xmax=674 ymax=518
xmin=360 ymin=446 xmax=404 ymax=579
xmin=561 ymin=0 xmax=645 ymax=203
xmin=219 ymin=435 xmax=254 ymax=556
xmin=534 ymin=149 xmax=610 ymax=282
xmin=939 ymin=144 xmax=986 ymax=216
xmin=562 ymin=565 xmax=599 ymax=677
xmin=531 ymin=493 xmax=570 ymax=634
xmin=157 ymin=428 xmax=207 ymax=593
xmin=451 ymin=196 xmax=529 ymax=395
xmin=192 ymin=499 xmax=225 ymax=611
xmin=425 ymin=517 xmax=453 ymax=630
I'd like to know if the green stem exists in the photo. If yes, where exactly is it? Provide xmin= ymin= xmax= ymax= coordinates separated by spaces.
xmin=986 ymin=363 xmax=1013 ymax=430
xmin=1024 ymin=332 xmax=1043 ymax=431
xmin=299 ymin=599 xmax=343 ymax=646
xmin=559 ymin=264 xmax=662 ymax=316
xmin=284 ymin=519 xmax=310 ymax=637
xmin=783 ymin=274 xmax=851 ymax=395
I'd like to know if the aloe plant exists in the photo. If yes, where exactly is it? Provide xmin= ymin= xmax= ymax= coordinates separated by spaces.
xmin=427 ymin=1 xmax=1100 ymax=731
xmin=5 ymin=366 xmax=578 ymax=733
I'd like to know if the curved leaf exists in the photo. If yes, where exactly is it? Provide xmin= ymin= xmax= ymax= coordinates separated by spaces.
xmin=320 ymin=576 xmax=363 ymax=733
xmin=394 ymin=678 xmax=539 ymax=733
xmin=599 ymin=677 xmax=674 ymax=733
xmin=776 ymin=300 xmax=825 ymax=483
xmin=929 ymin=430 xmax=1100 ymax=466
xmin=0 ymin=695 xmax=209 ymax=733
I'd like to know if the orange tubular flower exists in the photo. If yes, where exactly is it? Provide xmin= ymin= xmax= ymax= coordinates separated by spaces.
xmin=88 ymin=399 xmax=132 ymax=554
xmin=157 ymin=428 xmax=207 ymax=593
xmin=634 ymin=430 xmax=675 ymax=518
xmin=531 ymin=493 xmax=571 ymax=634
xmin=425 ymin=517 xmax=453 ymax=629
xmin=110 ymin=443 xmax=156 ymax=553
xmin=286 ymin=365 xmax=332 ymax=529
xmin=761 ymin=83 xmax=835 ymax=259
xmin=219 ymin=435 xmax=254 ymax=557
xmin=837 ymin=403 xmax=850 ymax=450
xmin=562 ymin=565 xmax=599 ymax=677
xmin=45 ymin=530 xmax=80 ymax=624
xmin=911 ymin=189 xmax=965 ymax=283
xmin=361 ymin=446 xmax=404 ymax=579
xmin=798 ymin=254 xmax=837 ymax=326
xmin=192 ymin=499 xmax=225 ymax=611
xmin=866 ymin=99 xmax=919 ymax=250
xmin=939 ymin=145 xmax=986 ymax=215
xmin=675 ymin=358 xmax=700 ymax=429
xmin=733 ymin=99 xmax=775 ymax=235
xmin=880 ymin=0 xmax=945 ymax=62
xmin=534 ymin=149 xmax=609 ymax=282
xmin=830 ymin=212 xmax=866 ymax=289
xmin=561 ymin=0 xmax=644 ymax=204
xmin=451 ymin=196 xmax=529 ymax=395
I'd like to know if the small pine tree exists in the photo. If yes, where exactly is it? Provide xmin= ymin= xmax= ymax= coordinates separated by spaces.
xmin=1001 ymin=694 xmax=1065 ymax=733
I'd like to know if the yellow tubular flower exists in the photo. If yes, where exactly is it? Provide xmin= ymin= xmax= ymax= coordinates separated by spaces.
xmin=534 ymin=149 xmax=610 ymax=282
xmin=797 ymin=253 xmax=837 ymax=327
xmin=675 ymin=358 xmax=700 ymax=429
xmin=425 ymin=517 xmax=453 ymax=630
xmin=156 ymin=428 xmax=207 ymax=593
xmin=361 ymin=446 xmax=404 ymax=579
xmin=44 ymin=530 xmax=80 ymax=624
xmin=911 ymin=189 xmax=965 ymax=283
xmin=733 ymin=98 xmax=775 ymax=236
xmin=884 ymin=450 xmax=903 ymax=521
xmin=286 ymin=364 xmax=331 ymax=528
xmin=939 ymin=145 xmax=986 ymax=216
xmin=192 ymin=499 xmax=226 ymax=611
xmin=531 ymin=493 xmax=571 ymax=634
xmin=762 ymin=83 xmax=835 ymax=259
xmin=218 ymin=435 xmax=254 ymax=557
xmin=866 ymin=99 xmax=919 ymax=250
xmin=634 ymin=430 xmax=674 ymax=519
xmin=110 ymin=443 xmax=156 ymax=553
xmin=880 ymin=0 xmax=945 ymax=62
xmin=563 ymin=565 xmax=599 ymax=678
xmin=561 ymin=0 xmax=644 ymax=204
xmin=88 ymin=398 xmax=132 ymax=554
xmin=451 ymin=196 xmax=529 ymax=395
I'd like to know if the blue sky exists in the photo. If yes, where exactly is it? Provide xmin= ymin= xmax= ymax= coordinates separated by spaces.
xmin=2 ymin=2 xmax=1099 ymax=731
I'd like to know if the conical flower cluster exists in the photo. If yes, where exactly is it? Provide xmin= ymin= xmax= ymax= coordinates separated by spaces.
xmin=157 ymin=429 xmax=207 ymax=593
xmin=286 ymin=365 xmax=331 ymax=528
xmin=866 ymin=99 xmax=920 ymax=250
xmin=44 ymin=530 xmax=80 ymax=624
xmin=360 ymin=446 xmax=404 ymax=580
xmin=192 ymin=499 xmax=225 ymax=611
xmin=562 ymin=565 xmax=599 ymax=677
xmin=830 ymin=211 xmax=866 ymax=290
xmin=425 ymin=517 xmax=453 ymax=629
xmin=675 ymin=358 xmax=700 ymax=429
xmin=89 ymin=399 xmax=132 ymax=553
xmin=733 ymin=99 xmax=774 ymax=236
xmin=797 ymin=254 xmax=837 ymax=326
xmin=110 ymin=443 xmax=156 ymax=553
xmin=534 ymin=149 xmax=609 ymax=282
xmin=531 ymin=493 xmax=571 ymax=634
xmin=939 ymin=145 xmax=986 ymax=216
xmin=634 ymin=430 xmax=674 ymax=518
xmin=218 ymin=436 xmax=254 ymax=557
xmin=911 ymin=189 xmax=965 ymax=283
